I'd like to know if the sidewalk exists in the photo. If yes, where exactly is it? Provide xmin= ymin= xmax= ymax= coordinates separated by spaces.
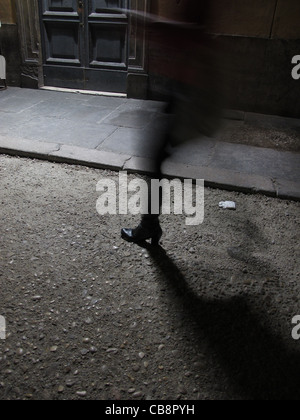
xmin=0 ymin=87 xmax=299 ymax=200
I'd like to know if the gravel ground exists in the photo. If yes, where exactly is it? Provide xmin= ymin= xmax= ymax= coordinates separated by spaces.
xmin=0 ymin=155 xmax=299 ymax=400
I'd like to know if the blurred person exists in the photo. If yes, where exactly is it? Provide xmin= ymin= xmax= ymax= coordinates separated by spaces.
xmin=121 ymin=0 xmax=221 ymax=245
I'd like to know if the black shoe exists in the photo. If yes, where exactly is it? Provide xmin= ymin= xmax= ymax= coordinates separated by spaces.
xmin=121 ymin=223 xmax=163 ymax=246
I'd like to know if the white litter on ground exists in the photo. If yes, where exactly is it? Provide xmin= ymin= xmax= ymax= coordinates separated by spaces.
xmin=219 ymin=201 xmax=237 ymax=210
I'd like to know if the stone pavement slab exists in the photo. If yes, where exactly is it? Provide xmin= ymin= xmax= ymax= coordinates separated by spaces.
xmin=0 ymin=87 xmax=299 ymax=200
xmin=50 ymin=144 xmax=132 ymax=171
xmin=0 ymin=135 xmax=60 ymax=158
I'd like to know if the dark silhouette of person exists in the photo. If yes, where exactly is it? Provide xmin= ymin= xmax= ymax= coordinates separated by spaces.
xmin=122 ymin=0 xmax=221 ymax=245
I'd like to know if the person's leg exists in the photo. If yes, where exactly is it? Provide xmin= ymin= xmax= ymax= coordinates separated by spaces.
xmin=121 ymin=131 xmax=171 ymax=245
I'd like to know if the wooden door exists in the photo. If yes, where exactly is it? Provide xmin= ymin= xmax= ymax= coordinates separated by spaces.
xmin=39 ymin=0 xmax=129 ymax=92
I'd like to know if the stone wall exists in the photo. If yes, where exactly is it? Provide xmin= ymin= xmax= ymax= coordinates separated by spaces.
xmin=209 ymin=0 xmax=300 ymax=118
xmin=209 ymin=0 xmax=300 ymax=39
xmin=0 ymin=0 xmax=21 ymax=86
xmin=148 ymin=0 xmax=300 ymax=118
xmin=0 ymin=0 xmax=16 ymax=24
xmin=0 ymin=0 xmax=42 ymax=89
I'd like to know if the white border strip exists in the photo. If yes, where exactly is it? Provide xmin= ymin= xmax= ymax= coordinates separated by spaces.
xmin=40 ymin=86 xmax=127 ymax=98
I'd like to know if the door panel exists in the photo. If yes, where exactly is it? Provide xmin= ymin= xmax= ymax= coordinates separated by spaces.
xmin=39 ymin=0 xmax=129 ymax=92
xmin=45 ymin=0 xmax=78 ymax=12
xmin=44 ymin=21 xmax=82 ymax=66
xmin=89 ymin=0 xmax=124 ymax=13
xmin=89 ymin=23 xmax=127 ymax=68
xmin=86 ymin=0 xmax=128 ymax=72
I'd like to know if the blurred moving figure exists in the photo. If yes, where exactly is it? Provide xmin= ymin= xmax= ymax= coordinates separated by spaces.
xmin=121 ymin=0 xmax=221 ymax=245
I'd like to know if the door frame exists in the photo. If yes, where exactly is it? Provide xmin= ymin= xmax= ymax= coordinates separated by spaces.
xmin=15 ymin=0 xmax=150 ymax=98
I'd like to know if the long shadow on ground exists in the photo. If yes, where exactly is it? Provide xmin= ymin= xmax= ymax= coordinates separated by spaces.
xmin=140 ymin=243 xmax=300 ymax=400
